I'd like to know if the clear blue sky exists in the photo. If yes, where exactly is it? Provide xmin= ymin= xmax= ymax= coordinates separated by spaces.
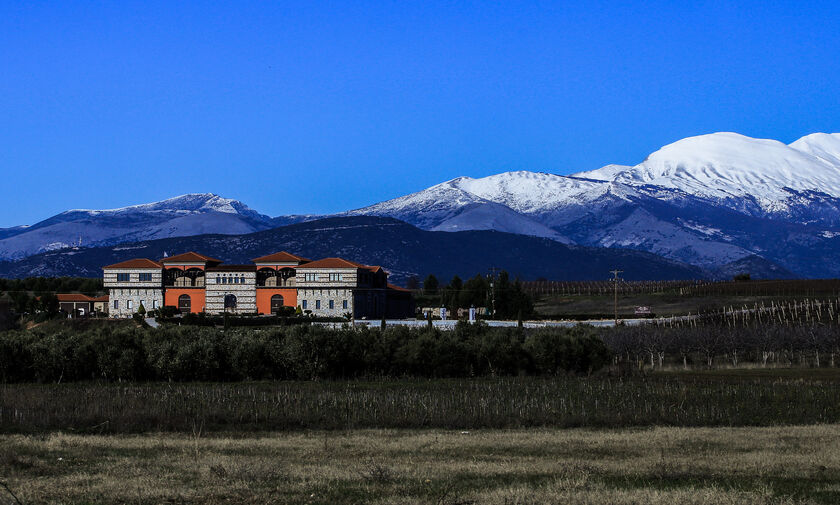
xmin=2 ymin=1 xmax=840 ymax=227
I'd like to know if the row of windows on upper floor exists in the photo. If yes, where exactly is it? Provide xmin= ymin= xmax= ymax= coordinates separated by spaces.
xmin=300 ymin=299 xmax=347 ymax=310
xmin=113 ymin=299 xmax=158 ymax=310
xmin=302 ymin=273 xmax=344 ymax=282
xmin=116 ymin=273 xmax=154 ymax=282
xmin=216 ymin=275 xmax=246 ymax=285
xmin=115 ymin=272 xmax=348 ymax=284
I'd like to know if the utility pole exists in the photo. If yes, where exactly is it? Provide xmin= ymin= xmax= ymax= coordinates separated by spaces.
xmin=610 ymin=269 xmax=623 ymax=325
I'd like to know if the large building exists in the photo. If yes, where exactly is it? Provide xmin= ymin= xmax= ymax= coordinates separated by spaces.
xmin=103 ymin=251 xmax=413 ymax=319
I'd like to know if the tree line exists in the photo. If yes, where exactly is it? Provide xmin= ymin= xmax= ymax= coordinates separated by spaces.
xmin=412 ymin=271 xmax=534 ymax=319
xmin=0 ymin=321 xmax=610 ymax=383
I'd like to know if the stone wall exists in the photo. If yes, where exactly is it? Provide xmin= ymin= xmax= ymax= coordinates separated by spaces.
xmin=205 ymin=271 xmax=257 ymax=314
xmin=297 ymin=288 xmax=354 ymax=317
xmin=103 ymin=268 xmax=163 ymax=289
xmin=108 ymin=288 xmax=164 ymax=318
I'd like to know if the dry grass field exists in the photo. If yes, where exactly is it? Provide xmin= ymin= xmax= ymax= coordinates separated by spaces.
xmin=1 ymin=425 xmax=839 ymax=504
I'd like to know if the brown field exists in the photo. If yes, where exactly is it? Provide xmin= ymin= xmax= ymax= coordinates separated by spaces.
xmin=2 ymin=425 xmax=839 ymax=504
xmin=532 ymin=292 xmax=817 ymax=318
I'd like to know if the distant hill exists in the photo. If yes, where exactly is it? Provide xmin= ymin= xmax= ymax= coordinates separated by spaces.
xmin=0 ymin=216 xmax=704 ymax=284
xmin=0 ymin=193 xmax=278 ymax=260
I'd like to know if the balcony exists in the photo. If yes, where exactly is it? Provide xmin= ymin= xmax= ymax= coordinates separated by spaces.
xmin=257 ymin=268 xmax=295 ymax=288
xmin=164 ymin=268 xmax=205 ymax=288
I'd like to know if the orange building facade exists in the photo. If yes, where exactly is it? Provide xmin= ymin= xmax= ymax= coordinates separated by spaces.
xmin=103 ymin=250 xmax=414 ymax=319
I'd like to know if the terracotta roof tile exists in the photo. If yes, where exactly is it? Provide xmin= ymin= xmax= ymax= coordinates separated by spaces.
xmin=57 ymin=294 xmax=94 ymax=302
xmin=387 ymin=283 xmax=411 ymax=292
xmin=160 ymin=251 xmax=222 ymax=264
xmin=252 ymin=251 xmax=311 ymax=263
xmin=295 ymin=257 xmax=366 ymax=269
xmin=91 ymin=295 xmax=110 ymax=302
xmin=103 ymin=258 xmax=162 ymax=269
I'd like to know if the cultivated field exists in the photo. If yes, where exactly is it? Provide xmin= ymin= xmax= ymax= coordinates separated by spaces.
xmin=1 ymin=425 xmax=838 ymax=504
xmin=3 ymin=373 xmax=840 ymax=433
xmin=529 ymin=278 xmax=840 ymax=318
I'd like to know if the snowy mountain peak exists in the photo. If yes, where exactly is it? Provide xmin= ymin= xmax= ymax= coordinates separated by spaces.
xmin=66 ymin=193 xmax=258 ymax=216
xmin=789 ymin=133 xmax=840 ymax=167
xmin=575 ymin=132 xmax=840 ymax=206
xmin=0 ymin=193 xmax=275 ymax=261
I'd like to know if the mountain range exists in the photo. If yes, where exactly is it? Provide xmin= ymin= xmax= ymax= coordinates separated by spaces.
xmin=0 ymin=217 xmax=704 ymax=283
xmin=1 ymin=131 xmax=839 ymax=280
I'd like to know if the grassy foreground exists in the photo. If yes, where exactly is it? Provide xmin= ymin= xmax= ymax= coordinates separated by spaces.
xmin=2 ymin=426 xmax=839 ymax=504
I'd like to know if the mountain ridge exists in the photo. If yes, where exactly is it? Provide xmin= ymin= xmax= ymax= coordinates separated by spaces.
xmin=0 ymin=216 xmax=708 ymax=283
xmin=4 ymin=131 xmax=840 ymax=279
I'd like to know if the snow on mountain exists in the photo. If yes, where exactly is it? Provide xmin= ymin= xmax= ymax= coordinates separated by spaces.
xmin=570 ymin=164 xmax=632 ymax=182
xmin=344 ymin=131 xmax=840 ymax=277
xmin=62 ymin=193 xmax=262 ymax=218
xmin=7 ymin=131 xmax=840 ymax=279
xmin=577 ymin=132 xmax=840 ymax=212
xmin=344 ymin=178 xmax=494 ymax=229
xmin=429 ymin=202 xmax=572 ymax=243
xmin=0 ymin=194 xmax=275 ymax=260
xmin=585 ymin=208 xmax=752 ymax=268
xmin=452 ymin=171 xmax=605 ymax=214
xmin=789 ymin=133 xmax=840 ymax=168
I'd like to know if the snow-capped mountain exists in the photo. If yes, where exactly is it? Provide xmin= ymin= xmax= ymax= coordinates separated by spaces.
xmin=345 ymin=132 xmax=840 ymax=277
xmin=0 ymin=194 xmax=276 ymax=260
xmin=577 ymin=132 xmax=840 ymax=215
xmin=5 ymin=131 xmax=840 ymax=279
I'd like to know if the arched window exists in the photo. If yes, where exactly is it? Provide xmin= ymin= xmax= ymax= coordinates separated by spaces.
xmin=224 ymin=294 xmax=237 ymax=309
xmin=270 ymin=294 xmax=284 ymax=314
xmin=178 ymin=294 xmax=191 ymax=313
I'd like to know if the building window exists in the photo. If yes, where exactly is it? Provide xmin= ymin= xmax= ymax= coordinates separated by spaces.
xmin=139 ymin=273 xmax=152 ymax=282
xmin=223 ymin=276 xmax=228 ymax=284
xmin=329 ymin=273 xmax=343 ymax=282
xmin=216 ymin=275 xmax=221 ymax=284
xmin=224 ymin=294 xmax=237 ymax=309
xmin=304 ymin=273 xmax=316 ymax=282
xmin=127 ymin=300 xmax=133 ymax=310
xmin=113 ymin=300 xmax=119 ymax=309
xmin=315 ymin=300 xmax=321 ymax=310
xmin=343 ymin=300 xmax=348 ymax=309
xmin=329 ymin=300 xmax=334 ymax=309
xmin=302 ymin=300 xmax=307 ymax=309
xmin=240 ymin=276 xmax=245 ymax=284
xmin=117 ymin=273 xmax=130 ymax=282
xmin=152 ymin=300 xmax=158 ymax=309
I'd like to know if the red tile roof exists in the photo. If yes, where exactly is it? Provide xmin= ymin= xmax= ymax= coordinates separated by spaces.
xmin=387 ymin=283 xmax=411 ymax=292
xmin=103 ymin=258 xmax=162 ymax=269
xmin=295 ymin=257 xmax=366 ymax=269
xmin=160 ymin=251 xmax=222 ymax=264
xmin=296 ymin=257 xmax=386 ymax=273
xmin=251 ymin=251 xmax=311 ymax=263
xmin=57 ymin=294 xmax=93 ymax=302
xmin=91 ymin=295 xmax=110 ymax=302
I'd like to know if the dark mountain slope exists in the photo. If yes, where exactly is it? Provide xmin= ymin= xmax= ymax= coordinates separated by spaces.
xmin=0 ymin=216 xmax=703 ymax=283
